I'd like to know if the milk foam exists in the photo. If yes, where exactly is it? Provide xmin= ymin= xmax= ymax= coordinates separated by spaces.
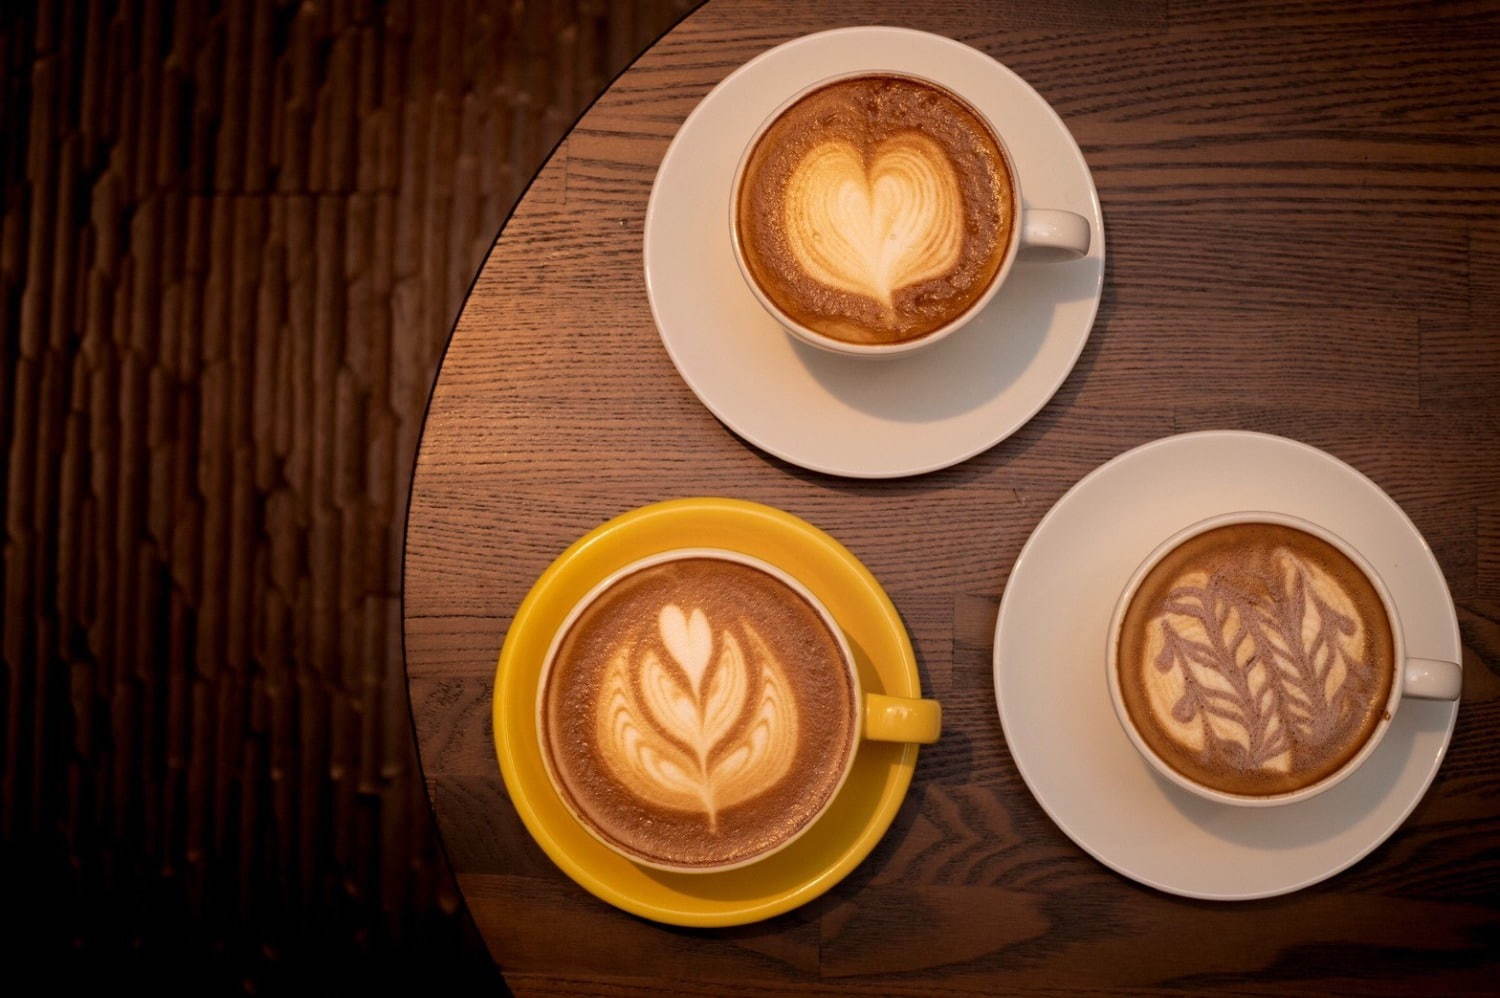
xmin=783 ymin=134 xmax=964 ymax=312
xmin=542 ymin=557 xmax=857 ymax=868
xmin=594 ymin=604 xmax=799 ymax=830
xmin=734 ymin=75 xmax=1011 ymax=345
xmin=1142 ymin=548 xmax=1373 ymax=774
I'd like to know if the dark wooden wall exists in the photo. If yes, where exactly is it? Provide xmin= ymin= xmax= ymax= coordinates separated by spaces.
xmin=0 ymin=0 xmax=695 ymax=989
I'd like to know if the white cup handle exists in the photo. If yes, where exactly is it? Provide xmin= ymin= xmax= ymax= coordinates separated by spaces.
xmin=1404 ymin=658 xmax=1462 ymax=700
xmin=1019 ymin=209 xmax=1091 ymax=262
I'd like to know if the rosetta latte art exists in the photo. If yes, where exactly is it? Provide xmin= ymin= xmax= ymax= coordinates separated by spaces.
xmin=1143 ymin=548 xmax=1379 ymax=774
xmin=596 ymin=604 xmax=799 ymax=830
xmin=782 ymin=134 xmax=965 ymax=312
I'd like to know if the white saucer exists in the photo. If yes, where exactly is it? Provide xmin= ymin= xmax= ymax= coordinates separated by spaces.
xmin=643 ymin=27 xmax=1104 ymax=479
xmin=994 ymin=431 xmax=1460 ymax=900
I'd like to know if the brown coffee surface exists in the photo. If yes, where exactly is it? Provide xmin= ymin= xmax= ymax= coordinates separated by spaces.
xmin=540 ymin=557 xmax=857 ymax=869
xmin=1117 ymin=523 xmax=1395 ymax=797
xmin=736 ymin=75 xmax=1013 ymax=345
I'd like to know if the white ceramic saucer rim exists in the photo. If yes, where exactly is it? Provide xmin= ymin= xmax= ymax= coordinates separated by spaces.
xmin=643 ymin=25 xmax=1105 ymax=479
xmin=992 ymin=430 xmax=1460 ymax=900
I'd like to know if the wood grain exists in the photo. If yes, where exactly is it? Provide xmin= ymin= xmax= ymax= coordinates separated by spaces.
xmin=403 ymin=0 xmax=1500 ymax=994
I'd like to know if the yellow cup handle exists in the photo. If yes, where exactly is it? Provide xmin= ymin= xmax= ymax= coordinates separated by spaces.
xmin=863 ymin=692 xmax=942 ymax=744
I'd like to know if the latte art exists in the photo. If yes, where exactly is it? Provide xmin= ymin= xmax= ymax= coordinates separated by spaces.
xmin=596 ymin=605 xmax=798 ymax=830
xmin=736 ymin=75 xmax=1013 ymax=345
xmin=540 ymin=557 xmax=857 ymax=869
xmin=783 ymin=134 xmax=964 ymax=312
xmin=1147 ymin=550 xmax=1373 ymax=770
xmin=1118 ymin=524 xmax=1395 ymax=796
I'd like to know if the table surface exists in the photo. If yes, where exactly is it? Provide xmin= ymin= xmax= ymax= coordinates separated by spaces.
xmin=402 ymin=1 xmax=1500 ymax=993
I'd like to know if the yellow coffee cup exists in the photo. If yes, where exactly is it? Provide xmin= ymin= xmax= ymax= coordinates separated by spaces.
xmin=535 ymin=547 xmax=941 ymax=874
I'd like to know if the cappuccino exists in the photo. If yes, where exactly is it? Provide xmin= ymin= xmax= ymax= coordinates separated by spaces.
xmin=1116 ymin=523 xmax=1395 ymax=797
xmin=539 ymin=556 xmax=858 ymax=870
xmin=735 ymin=74 xmax=1013 ymax=346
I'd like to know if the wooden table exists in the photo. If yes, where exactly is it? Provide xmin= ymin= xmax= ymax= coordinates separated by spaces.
xmin=402 ymin=1 xmax=1500 ymax=992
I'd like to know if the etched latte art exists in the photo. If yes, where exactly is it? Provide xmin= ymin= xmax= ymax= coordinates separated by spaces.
xmin=736 ymin=75 xmax=1013 ymax=345
xmin=596 ymin=605 xmax=799 ymax=831
xmin=540 ymin=557 xmax=857 ymax=869
xmin=1117 ymin=524 xmax=1395 ymax=796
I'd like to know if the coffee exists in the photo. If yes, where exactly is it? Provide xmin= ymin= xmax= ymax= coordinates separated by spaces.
xmin=539 ymin=557 xmax=858 ymax=870
xmin=735 ymin=74 xmax=1014 ymax=346
xmin=1116 ymin=523 xmax=1395 ymax=797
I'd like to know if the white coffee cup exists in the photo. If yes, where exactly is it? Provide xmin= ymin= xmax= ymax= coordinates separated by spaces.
xmin=535 ymin=548 xmax=942 ymax=873
xmin=729 ymin=70 xmax=1091 ymax=358
xmin=1106 ymin=511 xmax=1461 ymax=807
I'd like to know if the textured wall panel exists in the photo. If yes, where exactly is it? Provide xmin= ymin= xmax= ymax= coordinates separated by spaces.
xmin=0 ymin=0 xmax=695 ymax=988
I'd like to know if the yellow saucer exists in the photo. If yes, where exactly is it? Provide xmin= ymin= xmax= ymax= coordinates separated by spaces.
xmin=493 ymin=497 xmax=924 ymax=927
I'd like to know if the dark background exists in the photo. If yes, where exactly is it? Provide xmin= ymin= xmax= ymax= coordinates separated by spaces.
xmin=0 ymin=1 xmax=695 ymax=990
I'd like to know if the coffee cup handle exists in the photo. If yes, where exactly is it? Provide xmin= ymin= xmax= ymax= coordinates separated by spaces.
xmin=863 ymin=693 xmax=942 ymax=744
xmin=1403 ymin=658 xmax=1462 ymax=700
xmin=1019 ymin=209 xmax=1091 ymax=262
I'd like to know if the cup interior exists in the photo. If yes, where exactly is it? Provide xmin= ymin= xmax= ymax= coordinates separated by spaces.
xmin=1106 ymin=511 xmax=1406 ymax=808
xmin=728 ymin=69 xmax=1023 ymax=357
xmin=534 ymin=547 xmax=865 ymax=873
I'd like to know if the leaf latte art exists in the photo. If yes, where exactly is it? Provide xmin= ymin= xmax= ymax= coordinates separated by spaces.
xmin=596 ymin=605 xmax=798 ymax=830
xmin=540 ymin=557 xmax=857 ymax=869
xmin=736 ymin=75 xmax=1012 ymax=345
xmin=1117 ymin=524 xmax=1395 ymax=797
xmin=1149 ymin=551 xmax=1370 ymax=769
xmin=782 ymin=134 xmax=964 ymax=312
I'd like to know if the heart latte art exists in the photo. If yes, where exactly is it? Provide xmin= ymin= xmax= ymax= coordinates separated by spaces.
xmin=783 ymin=134 xmax=964 ymax=311
xmin=736 ymin=75 xmax=1013 ymax=345
xmin=540 ymin=557 xmax=857 ymax=869
xmin=1117 ymin=524 xmax=1395 ymax=796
